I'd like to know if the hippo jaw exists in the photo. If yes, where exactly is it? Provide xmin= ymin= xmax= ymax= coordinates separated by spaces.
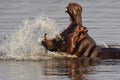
xmin=65 ymin=3 xmax=83 ymax=25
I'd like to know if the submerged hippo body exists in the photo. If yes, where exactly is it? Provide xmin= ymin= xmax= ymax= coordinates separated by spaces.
xmin=98 ymin=48 xmax=120 ymax=59
xmin=41 ymin=3 xmax=120 ymax=59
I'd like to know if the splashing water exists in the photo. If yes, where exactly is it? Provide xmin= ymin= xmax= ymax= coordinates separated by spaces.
xmin=0 ymin=15 xmax=75 ymax=60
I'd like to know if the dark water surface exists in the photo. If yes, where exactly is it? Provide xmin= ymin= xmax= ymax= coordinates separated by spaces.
xmin=0 ymin=0 xmax=120 ymax=80
xmin=0 ymin=59 xmax=120 ymax=80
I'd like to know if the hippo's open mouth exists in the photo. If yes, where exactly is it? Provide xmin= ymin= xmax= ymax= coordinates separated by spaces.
xmin=65 ymin=6 xmax=73 ymax=22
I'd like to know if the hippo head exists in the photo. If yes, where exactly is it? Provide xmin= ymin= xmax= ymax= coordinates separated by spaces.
xmin=66 ymin=3 xmax=82 ymax=25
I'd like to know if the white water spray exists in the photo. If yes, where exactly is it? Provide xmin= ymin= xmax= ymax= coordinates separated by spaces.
xmin=0 ymin=15 xmax=64 ymax=60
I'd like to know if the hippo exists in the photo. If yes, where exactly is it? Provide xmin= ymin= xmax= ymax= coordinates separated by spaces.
xmin=41 ymin=3 xmax=120 ymax=59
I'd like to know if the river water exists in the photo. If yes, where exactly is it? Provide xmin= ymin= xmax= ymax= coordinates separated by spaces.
xmin=0 ymin=0 xmax=120 ymax=80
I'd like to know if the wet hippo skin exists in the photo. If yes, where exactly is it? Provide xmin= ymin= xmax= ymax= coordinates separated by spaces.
xmin=41 ymin=3 xmax=120 ymax=59
xmin=42 ymin=3 xmax=99 ymax=58
xmin=98 ymin=48 xmax=120 ymax=59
